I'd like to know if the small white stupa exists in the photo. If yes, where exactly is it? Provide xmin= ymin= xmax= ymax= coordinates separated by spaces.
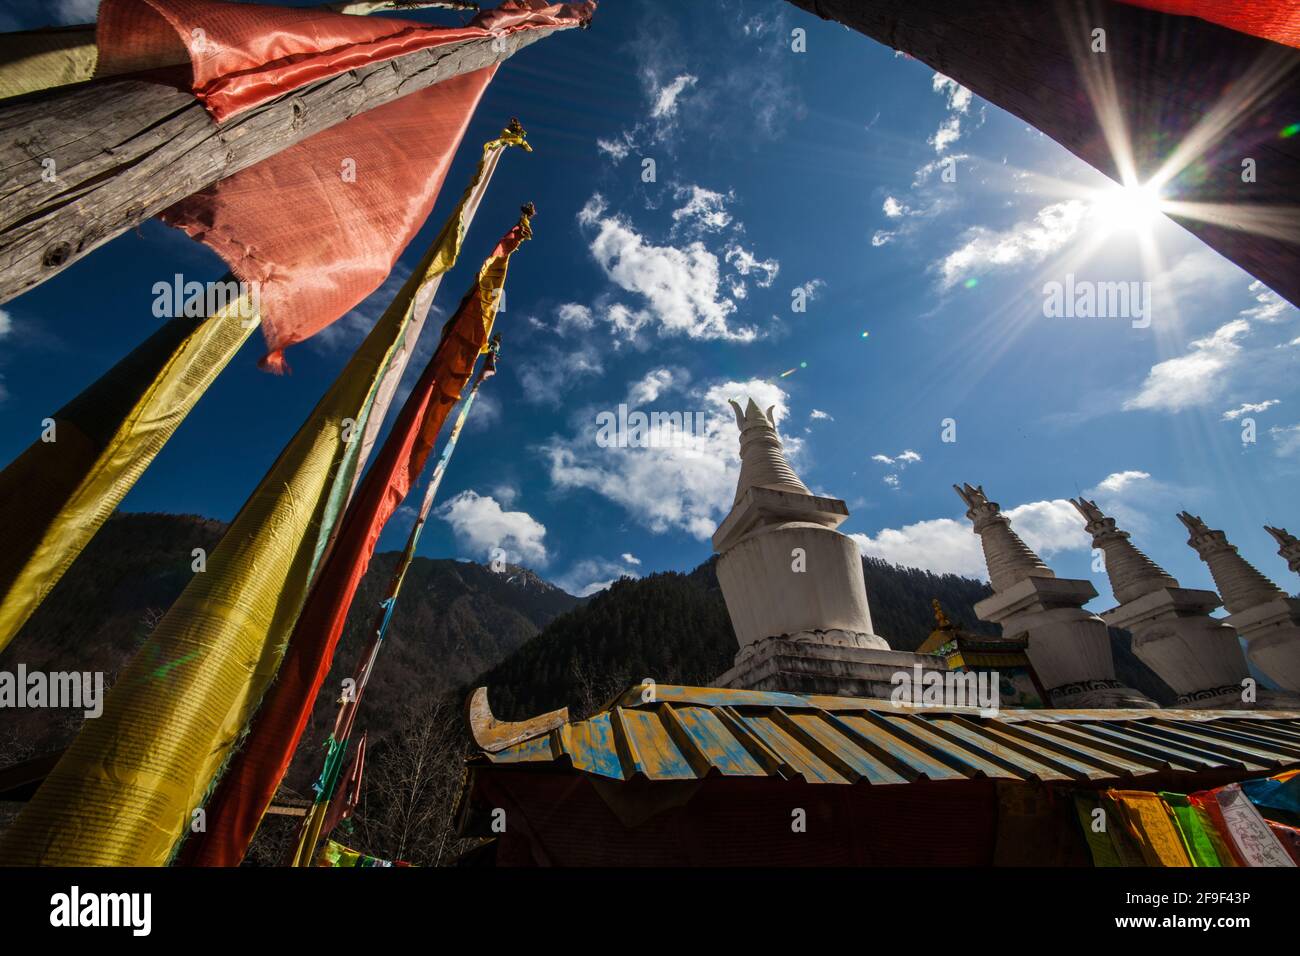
xmin=1073 ymin=498 xmax=1252 ymax=708
xmin=955 ymin=483 xmax=1155 ymax=708
xmin=1180 ymin=513 xmax=1300 ymax=692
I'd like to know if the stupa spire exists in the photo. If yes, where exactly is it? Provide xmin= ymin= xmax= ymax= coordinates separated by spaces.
xmin=727 ymin=398 xmax=810 ymax=505
xmin=1266 ymin=525 xmax=1300 ymax=576
xmin=1178 ymin=512 xmax=1286 ymax=613
xmin=954 ymin=483 xmax=1054 ymax=592
xmin=1070 ymin=497 xmax=1178 ymax=603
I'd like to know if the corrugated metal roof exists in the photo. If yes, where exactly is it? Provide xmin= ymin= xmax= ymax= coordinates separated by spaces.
xmin=472 ymin=684 xmax=1300 ymax=787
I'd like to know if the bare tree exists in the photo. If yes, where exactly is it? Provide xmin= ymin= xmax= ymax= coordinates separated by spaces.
xmin=569 ymin=658 xmax=631 ymax=720
xmin=351 ymin=696 xmax=472 ymax=866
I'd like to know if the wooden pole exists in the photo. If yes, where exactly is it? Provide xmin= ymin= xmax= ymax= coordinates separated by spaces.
xmin=0 ymin=24 xmax=568 ymax=304
xmin=785 ymin=0 xmax=1300 ymax=307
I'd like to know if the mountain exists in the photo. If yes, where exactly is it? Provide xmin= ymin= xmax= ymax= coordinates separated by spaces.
xmin=283 ymin=550 xmax=579 ymax=788
xmin=1 ymin=511 xmax=1175 ymax=777
xmin=0 ymin=512 xmax=580 ymax=771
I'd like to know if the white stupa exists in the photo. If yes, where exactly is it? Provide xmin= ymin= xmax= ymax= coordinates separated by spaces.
xmin=712 ymin=400 xmax=941 ymax=696
xmin=956 ymin=483 xmax=1155 ymax=708
xmin=1181 ymin=513 xmax=1300 ymax=692
xmin=1073 ymin=498 xmax=1253 ymax=708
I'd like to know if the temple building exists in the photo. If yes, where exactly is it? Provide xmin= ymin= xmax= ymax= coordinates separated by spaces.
xmin=454 ymin=405 xmax=1300 ymax=866
xmin=916 ymin=600 xmax=1048 ymax=708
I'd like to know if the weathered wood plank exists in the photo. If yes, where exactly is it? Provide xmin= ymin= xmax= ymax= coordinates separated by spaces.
xmin=0 ymin=26 xmax=561 ymax=304
xmin=786 ymin=0 xmax=1300 ymax=307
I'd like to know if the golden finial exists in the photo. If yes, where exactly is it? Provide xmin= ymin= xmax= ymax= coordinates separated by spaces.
xmin=931 ymin=599 xmax=952 ymax=630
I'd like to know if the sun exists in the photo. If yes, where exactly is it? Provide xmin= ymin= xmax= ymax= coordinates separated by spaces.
xmin=1088 ymin=180 xmax=1166 ymax=236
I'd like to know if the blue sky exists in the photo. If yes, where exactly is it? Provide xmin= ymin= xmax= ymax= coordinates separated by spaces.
xmin=1 ymin=0 xmax=1298 ymax=608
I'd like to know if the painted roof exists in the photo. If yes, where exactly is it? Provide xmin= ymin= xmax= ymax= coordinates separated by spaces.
xmin=471 ymin=684 xmax=1300 ymax=786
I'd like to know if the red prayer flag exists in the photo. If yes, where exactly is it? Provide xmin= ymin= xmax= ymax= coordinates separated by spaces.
xmin=97 ymin=0 xmax=597 ymax=121
xmin=161 ymin=67 xmax=494 ymax=371
xmin=1117 ymin=1 xmax=1299 ymax=49
xmin=322 ymin=732 xmax=367 ymax=839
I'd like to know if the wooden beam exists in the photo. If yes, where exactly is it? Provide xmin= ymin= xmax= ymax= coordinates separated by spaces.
xmin=786 ymin=0 xmax=1300 ymax=307
xmin=0 ymin=25 xmax=565 ymax=305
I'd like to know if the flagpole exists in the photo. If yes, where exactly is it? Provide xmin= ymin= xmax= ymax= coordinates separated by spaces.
xmin=291 ymin=337 xmax=502 ymax=866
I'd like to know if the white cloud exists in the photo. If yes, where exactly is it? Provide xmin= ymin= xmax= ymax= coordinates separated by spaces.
xmin=852 ymin=496 xmax=1086 ymax=580
xmin=627 ymin=367 xmax=680 ymax=405
xmin=936 ymin=200 xmax=1088 ymax=289
xmin=1241 ymin=280 xmax=1294 ymax=324
xmin=1125 ymin=276 xmax=1296 ymax=416
xmin=882 ymin=196 xmax=910 ymax=219
xmin=872 ymin=449 xmax=921 ymax=467
xmin=554 ymin=556 xmax=642 ymax=597
xmin=927 ymin=72 xmax=975 ymax=153
xmin=795 ymin=279 xmax=825 ymax=301
xmin=913 ymin=153 xmax=969 ymax=187
xmin=543 ymin=376 xmax=796 ymax=540
xmin=1004 ymin=499 xmax=1094 ymax=555
xmin=929 ymin=115 xmax=963 ymax=153
xmin=1123 ymin=319 xmax=1251 ymax=412
xmin=872 ymin=448 xmax=922 ymax=489
xmin=932 ymin=73 xmax=973 ymax=113
xmin=490 ymin=483 xmax=519 ymax=507
xmin=1089 ymin=470 xmax=1150 ymax=494
xmin=672 ymin=185 xmax=733 ymax=234
xmin=516 ymin=342 xmax=603 ymax=406
xmin=0 ymin=308 xmax=11 ymax=339
xmin=621 ymin=553 xmax=641 ymax=565
xmin=852 ymin=517 xmax=984 ymax=577
xmin=651 ymin=73 xmax=698 ymax=119
xmin=1221 ymin=400 xmax=1279 ymax=421
xmin=851 ymin=497 xmax=1089 ymax=579
xmin=437 ymin=491 xmax=548 ymax=566
xmin=596 ymin=133 xmax=635 ymax=162
xmin=809 ymin=408 xmax=832 ymax=422
xmin=870 ymin=231 xmax=895 ymax=248
xmin=1270 ymin=424 xmax=1300 ymax=457
xmin=464 ymin=389 xmax=501 ymax=433
xmin=724 ymin=245 xmax=779 ymax=288
xmin=555 ymin=302 xmax=595 ymax=333
xmin=578 ymin=195 xmax=758 ymax=343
